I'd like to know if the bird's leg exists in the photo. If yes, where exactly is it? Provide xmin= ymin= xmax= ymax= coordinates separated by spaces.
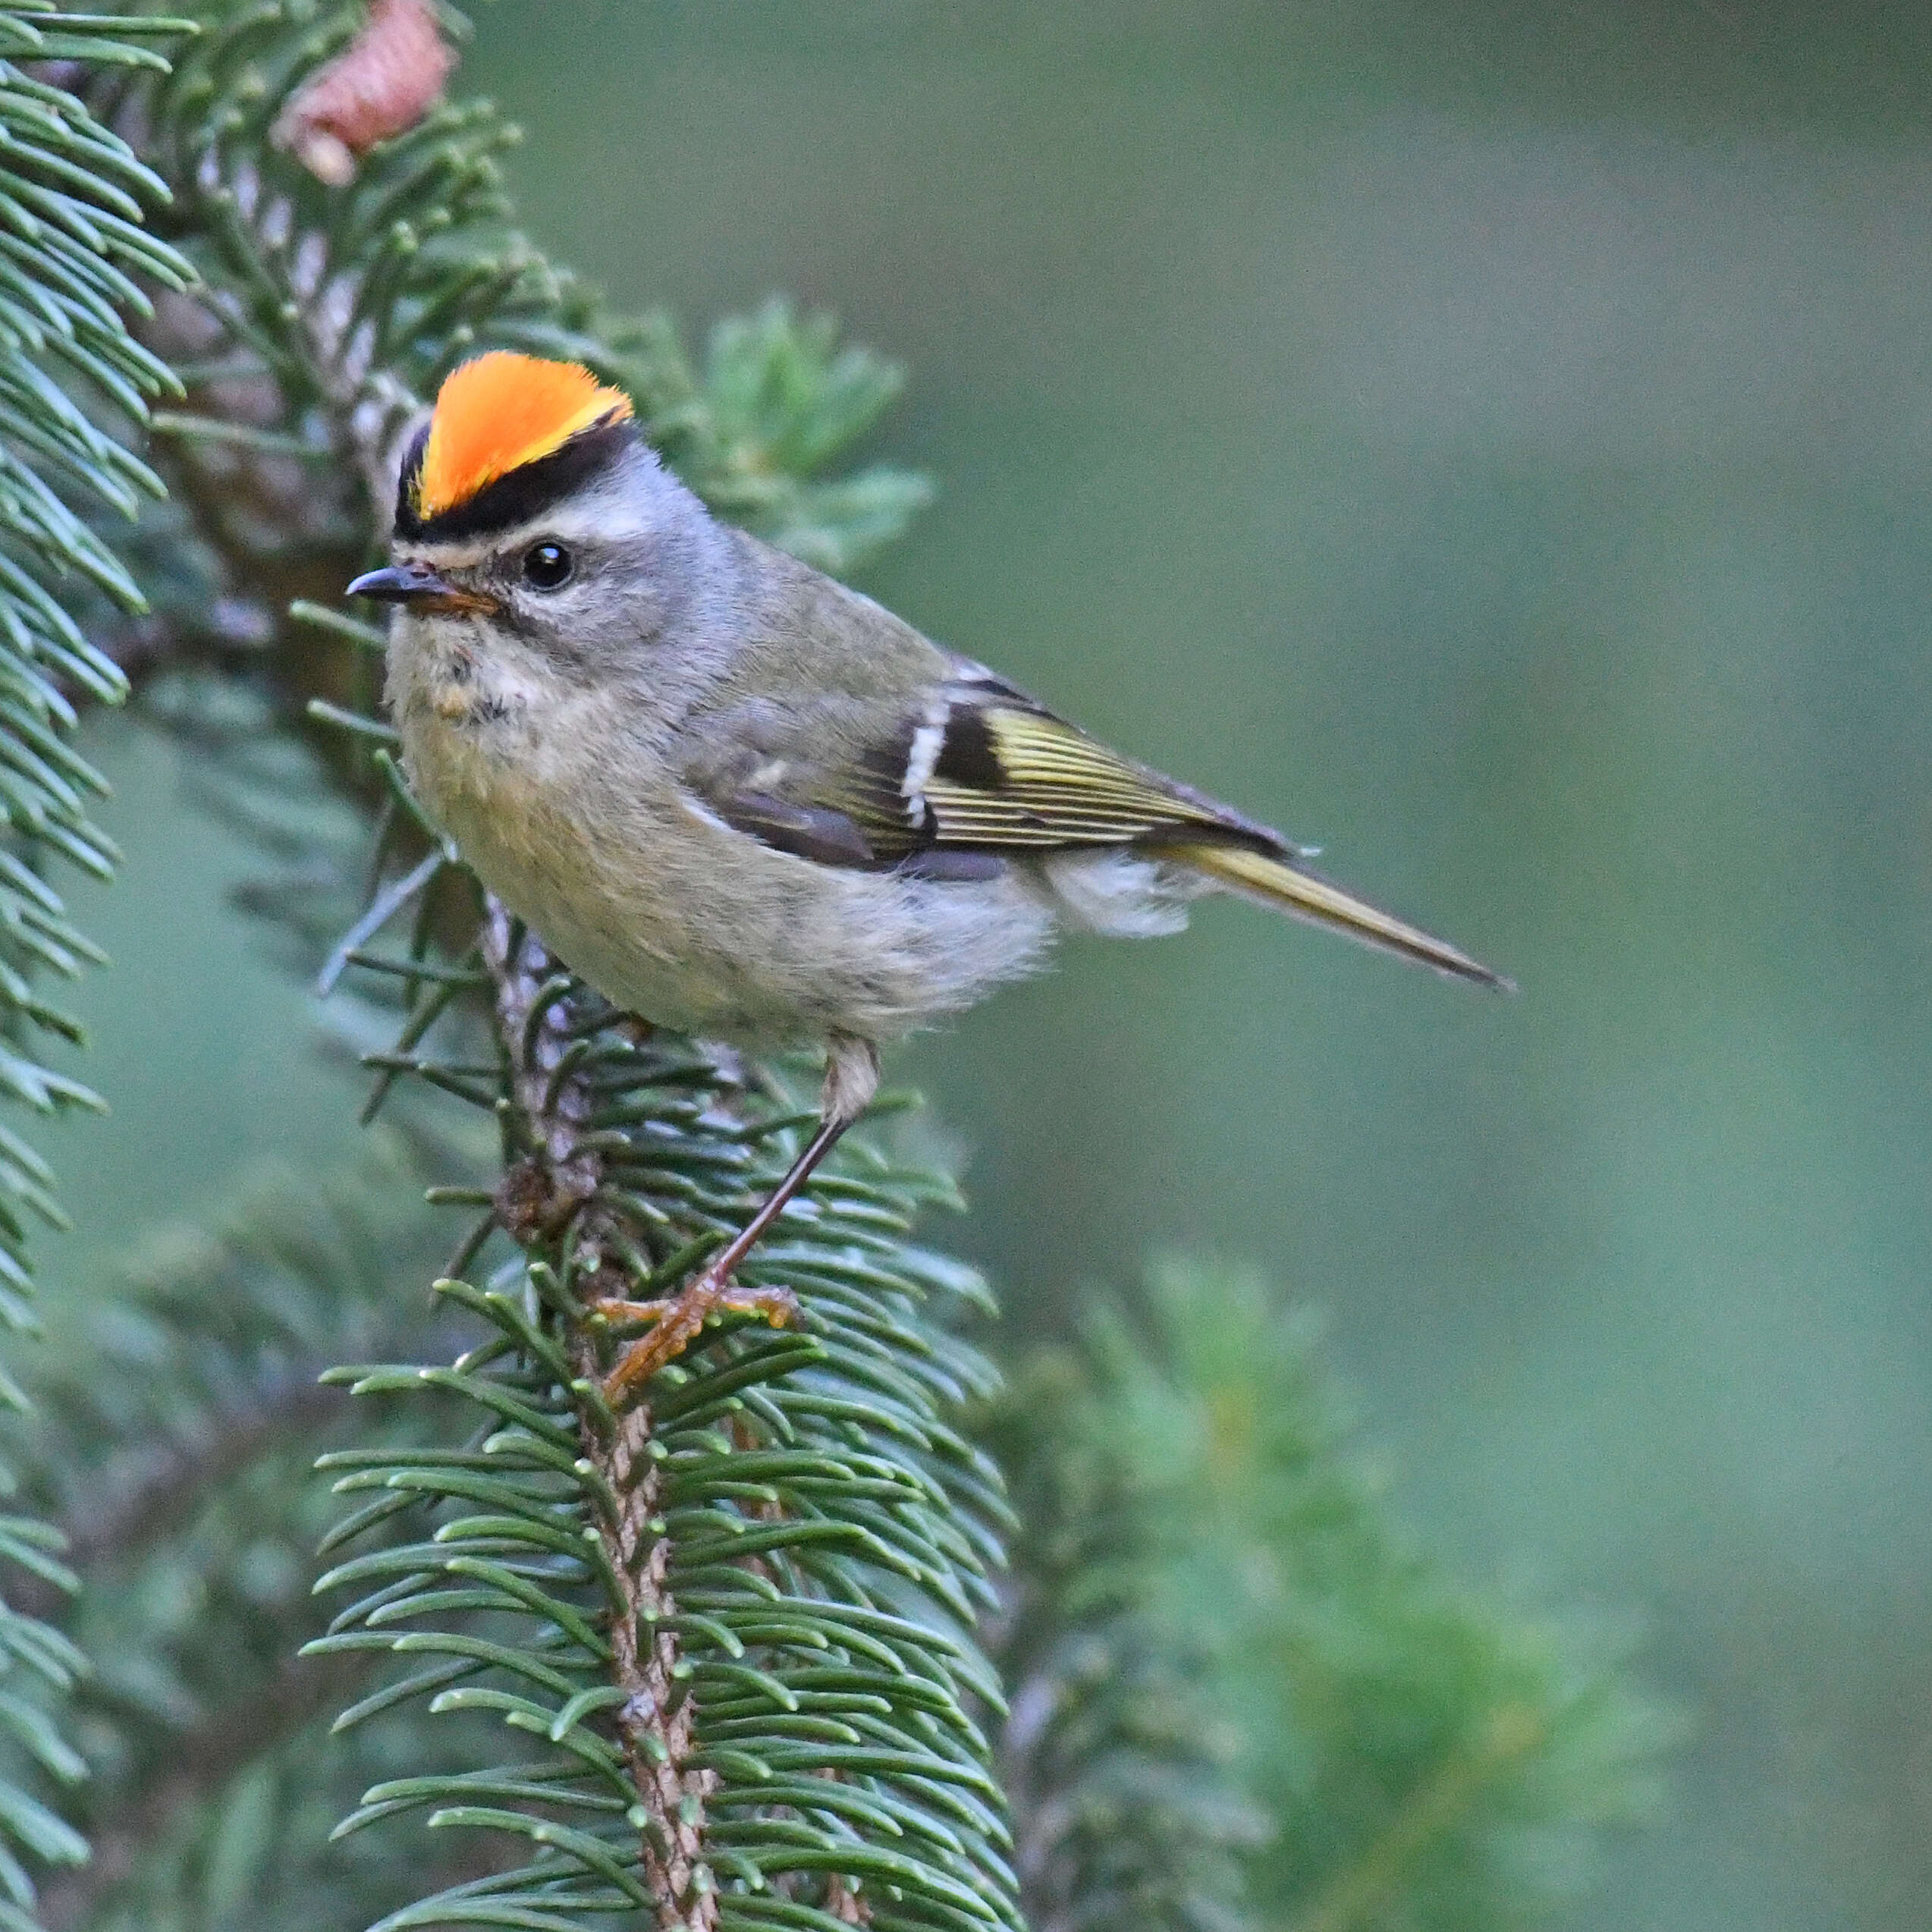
xmin=595 ymin=1117 xmax=843 ymax=1396
xmin=597 ymin=1033 xmax=879 ymax=1402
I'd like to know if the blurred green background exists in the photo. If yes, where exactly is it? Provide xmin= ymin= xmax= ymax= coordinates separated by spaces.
xmin=46 ymin=5 xmax=1932 ymax=1927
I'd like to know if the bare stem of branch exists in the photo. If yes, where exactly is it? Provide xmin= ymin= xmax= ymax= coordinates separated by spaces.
xmin=482 ymin=905 xmax=715 ymax=1931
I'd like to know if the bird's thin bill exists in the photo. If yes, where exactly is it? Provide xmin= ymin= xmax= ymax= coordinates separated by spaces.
xmin=347 ymin=563 xmax=451 ymax=601
xmin=346 ymin=564 xmax=499 ymax=616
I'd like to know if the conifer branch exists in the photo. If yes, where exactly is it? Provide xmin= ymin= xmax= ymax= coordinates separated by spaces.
xmin=1049 ymin=1264 xmax=1676 ymax=1932
xmin=1281 ymin=1705 xmax=1547 ymax=1932
xmin=0 ymin=10 xmax=192 ymax=1925
xmin=11 ymin=1126 xmax=495 ymax=1929
xmin=26 ymin=14 xmax=1671 ymax=1932
xmin=95 ymin=11 xmax=1014 ymax=1932
xmin=482 ymin=908 xmax=716 ymax=1930
xmin=986 ymin=1352 xmax=1264 ymax=1932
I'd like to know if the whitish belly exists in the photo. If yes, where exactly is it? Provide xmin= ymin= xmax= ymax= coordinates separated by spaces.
xmin=405 ymin=712 xmax=1054 ymax=1046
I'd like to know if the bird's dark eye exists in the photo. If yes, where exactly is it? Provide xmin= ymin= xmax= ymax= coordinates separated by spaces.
xmin=521 ymin=541 xmax=573 ymax=590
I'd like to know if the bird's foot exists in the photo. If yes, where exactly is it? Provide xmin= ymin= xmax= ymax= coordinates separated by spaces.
xmin=592 ymin=1269 xmax=797 ymax=1402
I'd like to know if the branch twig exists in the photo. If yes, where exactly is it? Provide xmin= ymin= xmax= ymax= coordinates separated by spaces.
xmin=483 ymin=905 xmax=717 ymax=1930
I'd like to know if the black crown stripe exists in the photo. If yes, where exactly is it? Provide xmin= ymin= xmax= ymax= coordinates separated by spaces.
xmin=392 ymin=413 xmax=637 ymax=543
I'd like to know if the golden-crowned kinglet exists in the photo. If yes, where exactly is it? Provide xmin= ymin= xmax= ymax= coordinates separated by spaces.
xmin=350 ymin=353 xmax=1506 ymax=1393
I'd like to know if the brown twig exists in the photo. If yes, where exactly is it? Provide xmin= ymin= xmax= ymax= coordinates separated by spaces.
xmin=482 ymin=906 xmax=718 ymax=1931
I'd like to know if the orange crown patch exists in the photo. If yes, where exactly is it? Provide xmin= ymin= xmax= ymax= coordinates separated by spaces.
xmin=413 ymin=353 xmax=634 ymax=520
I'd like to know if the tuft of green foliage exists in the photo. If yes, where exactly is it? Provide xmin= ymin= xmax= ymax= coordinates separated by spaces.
xmin=679 ymin=299 xmax=934 ymax=576
xmin=310 ymin=960 xmax=1020 ymax=1932
xmin=988 ymin=1346 xmax=1265 ymax=1932
xmin=14 ymin=1126 xmax=481 ymax=1932
xmin=1050 ymin=1262 xmax=1677 ymax=1932
xmin=0 ymin=8 xmax=191 ymax=1925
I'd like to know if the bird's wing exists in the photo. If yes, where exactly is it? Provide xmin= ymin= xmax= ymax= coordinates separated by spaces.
xmin=682 ymin=656 xmax=1508 ymax=988
xmin=688 ymin=661 xmax=1293 ymax=869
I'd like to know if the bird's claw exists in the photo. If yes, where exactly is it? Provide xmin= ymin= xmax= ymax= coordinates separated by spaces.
xmin=594 ymin=1271 xmax=797 ymax=1402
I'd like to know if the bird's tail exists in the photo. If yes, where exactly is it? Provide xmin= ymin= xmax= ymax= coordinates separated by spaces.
xmin=1166 ymin=840 xmax=1512 ymax=990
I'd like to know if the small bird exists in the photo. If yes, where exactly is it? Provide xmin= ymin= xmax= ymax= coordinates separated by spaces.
xmin=350 ymin=353 xmax=1506 ymax=1393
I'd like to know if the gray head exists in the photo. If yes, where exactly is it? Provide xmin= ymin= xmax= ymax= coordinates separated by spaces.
xmin=347 ymin=352 xmax=733 ymax=684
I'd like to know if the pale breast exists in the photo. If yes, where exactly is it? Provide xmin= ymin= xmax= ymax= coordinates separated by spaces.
xmin=388 ymin=623 xmax=1058 ymax=1045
